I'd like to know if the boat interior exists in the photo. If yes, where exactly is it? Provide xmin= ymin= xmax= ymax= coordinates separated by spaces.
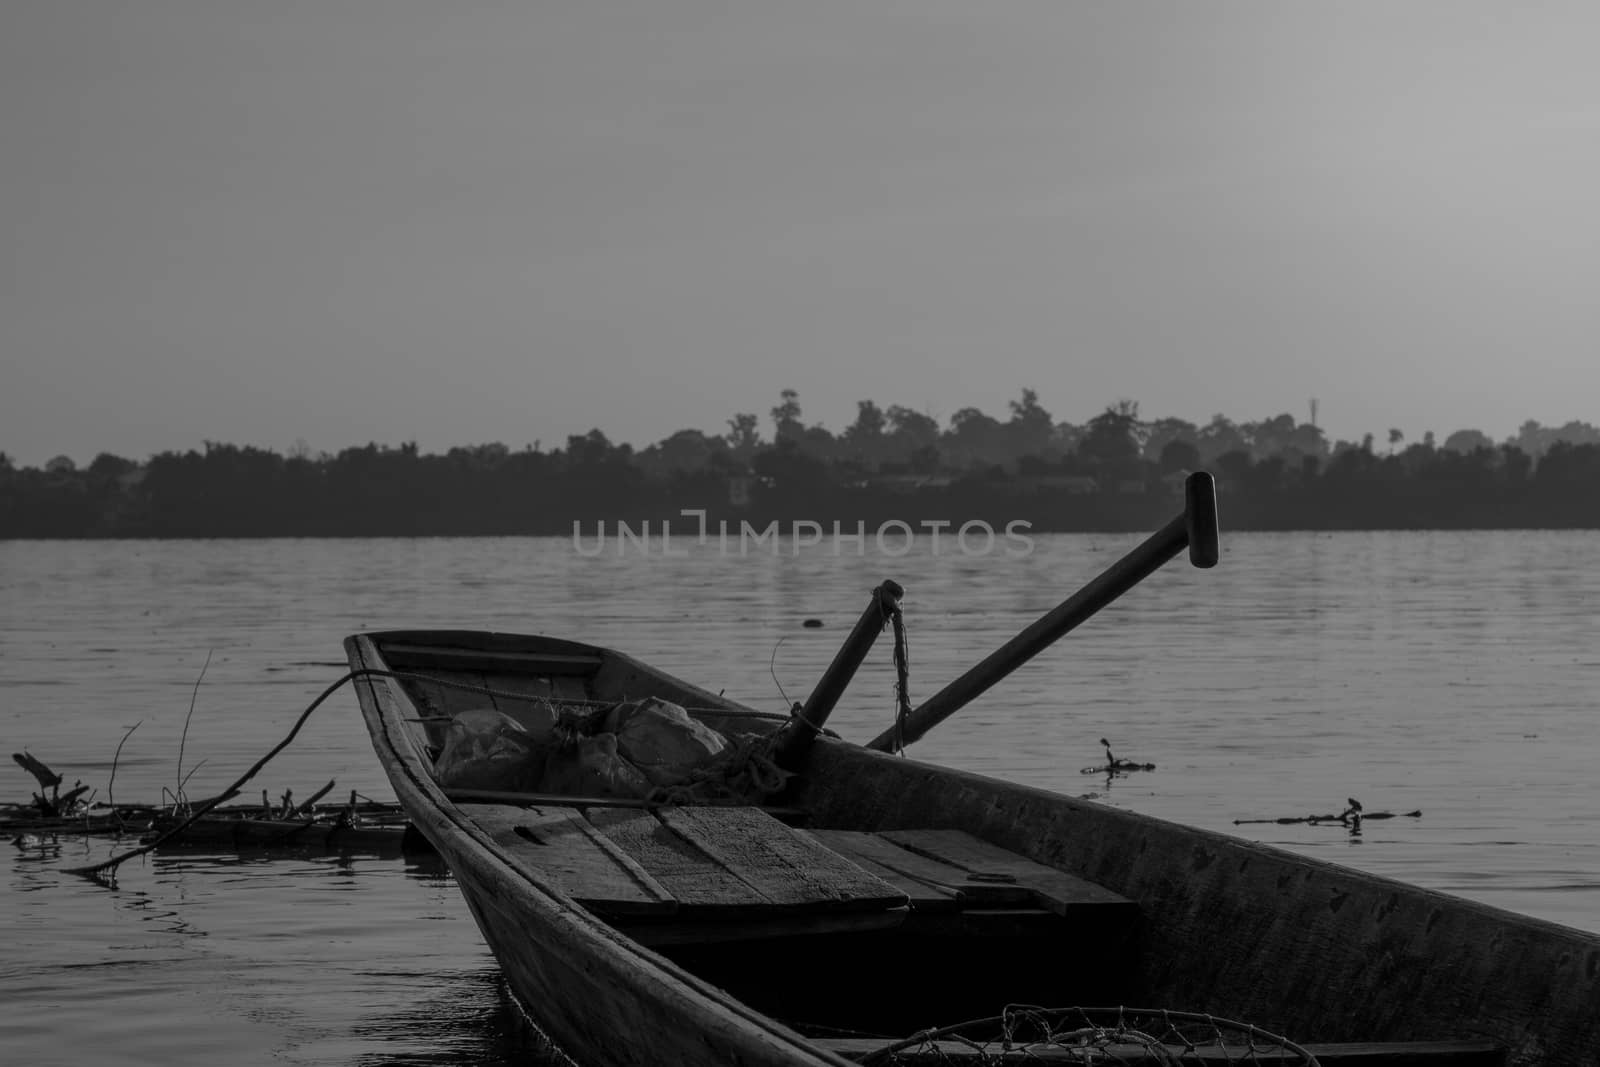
xmin=355 ymin=631 xmax=1510 ymax=1066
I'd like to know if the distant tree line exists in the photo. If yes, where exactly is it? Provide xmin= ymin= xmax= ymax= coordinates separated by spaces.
xmin=4 ymin=390 xmax=1600 ymax=537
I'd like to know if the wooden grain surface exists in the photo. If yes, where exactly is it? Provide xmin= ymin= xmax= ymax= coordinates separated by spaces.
xmin=587 ymin=807 xmax=766 ymax=914
xmin=806 ymin=829 xmax=1027 ymax=910
xmin=880 ymin=828 xmax=1134 ymax=917
xmin=660 ymin=807 xmax=907 ymax=913
xmin=459 ymin=803 xmax=675 ymax=916
xmin=586 ymin=806 xmax=907 ymax=917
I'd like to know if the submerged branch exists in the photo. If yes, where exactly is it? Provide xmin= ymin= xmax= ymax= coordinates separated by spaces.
xmin=65 ymin=670 xmax=362 ymax=882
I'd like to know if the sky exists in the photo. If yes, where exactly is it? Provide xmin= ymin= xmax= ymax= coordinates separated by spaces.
xmin=3 ymin=1 xmax=1599 ymax=467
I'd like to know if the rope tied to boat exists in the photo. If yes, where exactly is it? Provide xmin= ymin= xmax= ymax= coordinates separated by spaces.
xmin=884 ymin=592 xmax=913 ymax=756
xmin=647 ymin=732 xmax=793 ymax=806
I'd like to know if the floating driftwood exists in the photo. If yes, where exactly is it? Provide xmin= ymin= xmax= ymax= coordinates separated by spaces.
xmin=5 ymin=795 xmax=413 ymax=853
xmin=1233 ymin=797 xmax=1422 ymax=828
xmin=1078 ymin=737 xmax=1156 ymax=776
xmin=11 ymin=750 xmax=92 ymax=818
xmin=8 ymin=749 xmax=413 ymax=855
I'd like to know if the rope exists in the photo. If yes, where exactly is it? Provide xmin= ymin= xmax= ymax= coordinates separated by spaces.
xmin=884 ymin=593 xmax=913 ymax=756
xmin=647 ymin=732 xmax=794 ymax=806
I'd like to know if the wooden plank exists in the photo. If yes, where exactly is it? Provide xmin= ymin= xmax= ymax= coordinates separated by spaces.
xmin=444 ymin=788 xmax=806 ymax=819
xmin=459 ymin=803 xmax=675 ymax=916
xmin=880 ymin=828 xmax=1133 ymax=917
xmin=660 ymin=807 xmax=907 ymax=913
xmin=805 ymin=829 xmax=1029 ymax=910
xmin=816 ymin=1037 xmax=1505 ymax=1065
xmin=382 ymin=644 xmax=602 ymax=674
xmin=587 ymin=808 xmax=769 ymax=915
xmin=615 ymin=908 xmax=907 ymax=947
xmin=804 ymin=829 xmax=963 ymax=912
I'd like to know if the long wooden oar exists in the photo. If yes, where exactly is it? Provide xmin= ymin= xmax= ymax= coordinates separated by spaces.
xmin=771 ymin=580 xmax=905 ymax=769
xmin=865 ymin=471 xmax=1218 ymax=752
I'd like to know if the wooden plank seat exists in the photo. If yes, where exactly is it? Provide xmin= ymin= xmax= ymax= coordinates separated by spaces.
xmin=815 ymin=1037 xmax=1506 ymax=1065
xmin=459 ymin=803 xmax=676 ymax=916
xmin=807 ymin=828 xmax=1136 ymax=936
xmin=458 ymin=802 xmax=910 ymax=945
xmin=461 ymin=803 xmax=1138 ymax=945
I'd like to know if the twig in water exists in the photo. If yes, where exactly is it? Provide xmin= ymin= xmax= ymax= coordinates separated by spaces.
xmin=290 ymin=780 xmax=336 ymax=818
xmin=174 ymin=650 xmax=213 ymax=807
xmin=175 ymin=760 xmax=208 ymax=806
xmin=107 ymin=721 xmax=142 ymax=819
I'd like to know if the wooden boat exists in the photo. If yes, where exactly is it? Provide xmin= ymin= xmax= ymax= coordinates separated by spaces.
xmin=343 ymin=483 xmax=1597 ymax=1065
xmin=344 ymin=622 xmax=1598 ymax=1067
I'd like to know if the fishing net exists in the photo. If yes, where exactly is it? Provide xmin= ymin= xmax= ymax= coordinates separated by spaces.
xmin=857 ymin=1005 xmax=1320 ymax=1066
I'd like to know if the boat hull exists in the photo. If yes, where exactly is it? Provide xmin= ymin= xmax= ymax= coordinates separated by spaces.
xmin=347 ymin=628 xmax=1600 ymax=1066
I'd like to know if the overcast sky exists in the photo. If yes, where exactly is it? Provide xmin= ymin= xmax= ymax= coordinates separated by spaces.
xmin=4 ymin=2 xmax=1598 ymax=466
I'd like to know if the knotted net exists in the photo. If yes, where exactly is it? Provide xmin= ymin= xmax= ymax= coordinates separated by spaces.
xmin=857 ymin=1005 xmax=1319 ymax=1066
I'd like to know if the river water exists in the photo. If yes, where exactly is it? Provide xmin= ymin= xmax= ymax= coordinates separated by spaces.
xmin=3 ymin=531 xmax=1598 ymax=1064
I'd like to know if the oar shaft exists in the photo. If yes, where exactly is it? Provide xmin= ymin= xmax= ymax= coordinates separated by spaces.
xmin=865 ymin=518 xmax=1185 ymax=751
xmin=772 ymin=580 xmax=903 ymax=768
xmin=864 ymin=472 xmax=1218 ymax=752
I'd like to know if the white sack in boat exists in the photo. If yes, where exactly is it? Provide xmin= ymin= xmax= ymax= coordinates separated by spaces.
xmin=538 ymin=733 xmax=653 ymax=799
xmin=433 ymin=709 xmax=544 ymax=792
xmin=602 ymin=697 xmax=728 ymax=787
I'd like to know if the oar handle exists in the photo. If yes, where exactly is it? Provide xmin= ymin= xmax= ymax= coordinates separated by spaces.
xmin=1186 ymin=470 xmax=1219 ymax=568
xmin=864 ymin=471 xmax=1219 ymax=752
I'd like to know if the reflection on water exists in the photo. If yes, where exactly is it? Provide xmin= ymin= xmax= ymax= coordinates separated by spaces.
xmin=3 ymin=835 xmax=541 ymax=1066
xmin=3 ymin=532 xmax=1599 ymax=1063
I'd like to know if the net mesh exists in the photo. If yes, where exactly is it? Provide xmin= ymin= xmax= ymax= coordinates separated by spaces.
xmin=858 ymin=1005 xmax=1320 ymax=1066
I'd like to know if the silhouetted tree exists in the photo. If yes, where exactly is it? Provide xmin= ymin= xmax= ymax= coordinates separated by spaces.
xmin=725 ymin=413 xmax=761 ymax=459
xmin=1143 ymin=417 xmax=1199 ymax=463
xmin=885 ymin=405 xmax=940 ymax=461
xmin=1196 ymin=415 xmax=1247 ymax=464
xmin=945 ymin=407 xmax=1005 ymax=468
xmin=1005 ymin=388 xmax=1055 ymax=458
xmin=843 ymin=400 xmax=886 ymax=448
xmin=88 ymin=453 xmax=137 ymax=478
xmin=1442 ymin=429 xmax=1494 ymax=454
xmin=1158 ymin=439 xmax=1201 ymax=473
xmin=771 ymin=389 xmax=804 ymax=444
xmin=1079 ymin=404 xmax=1141 ymax=467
